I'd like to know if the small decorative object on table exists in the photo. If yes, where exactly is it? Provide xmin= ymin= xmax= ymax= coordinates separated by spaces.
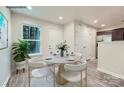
xmin=65 ymin=51 xmax=69 ymax=57
xmin=12 ymin=39 xmax=30 ymax=74
xmin=70 ymin=52 xmax=74 ymax=56
xmin=56 ymin=40 xmax=69 ymax=57
xmin=48 ymin=45 xmax=53 ymax=55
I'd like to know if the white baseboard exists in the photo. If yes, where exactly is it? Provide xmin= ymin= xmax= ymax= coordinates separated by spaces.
xmin=97 ymin=68 xmax=124 ymax=80
xmin=2 ymin=74 xmax=11 ymax=87
xmin=89 ymin=57 xmax=96 ymax=61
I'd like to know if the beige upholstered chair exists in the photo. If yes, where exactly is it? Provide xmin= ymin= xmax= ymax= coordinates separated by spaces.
xmin=74 ymin=53 xmax=83 ymax=62
xmin=61 ymin=60 xmax=87 ymax=87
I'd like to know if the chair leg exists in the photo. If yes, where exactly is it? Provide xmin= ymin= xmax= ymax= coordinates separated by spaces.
xmin=53 ymin=64 xmax=56 ymax=87
xmin=80 ymin=71 xmax=82 ymax=87
xmin=85 ymin=68 xmax=87 ymax=87
xmin=28 ymin=67 xmax=30 ymax=87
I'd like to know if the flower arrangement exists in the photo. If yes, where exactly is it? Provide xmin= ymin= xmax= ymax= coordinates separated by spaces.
xmin=56 ymin=40 xmax=69 ymax=56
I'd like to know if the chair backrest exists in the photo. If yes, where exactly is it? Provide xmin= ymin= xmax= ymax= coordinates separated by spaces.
xmin=75 ymin=53 xmax=82 ymax=62
xmin=28 ymin=56 xmax=46 ymax=68
xmin=28 ymin=56 xmax=43 ymax=63
xmin=28 ymin=62 xmax=46 ymax=68
xmin=64 ymin=62 xmax=87 ymax=71
xmin=80 ymin=58 xmax=87 ymax=63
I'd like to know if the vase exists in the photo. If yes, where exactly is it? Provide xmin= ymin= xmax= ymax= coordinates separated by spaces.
xmin=60 ymin=50 xmax=64 ymax=57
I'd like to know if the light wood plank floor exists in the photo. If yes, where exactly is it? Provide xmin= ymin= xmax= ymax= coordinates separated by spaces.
xmin=7 ymin=60 xmax=124 ymax=87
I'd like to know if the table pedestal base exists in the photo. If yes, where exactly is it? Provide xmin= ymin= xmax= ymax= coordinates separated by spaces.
xmin=56 ymin=64 xmax=68 ymax=85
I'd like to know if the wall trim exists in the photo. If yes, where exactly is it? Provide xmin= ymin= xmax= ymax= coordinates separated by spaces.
xmin=89 ymin=57 xmax=96 ymax=62
xmin=2 ymin=73 xmax=11 ymax=87
xmin=97 ymin=68 xmax=124 ymax=80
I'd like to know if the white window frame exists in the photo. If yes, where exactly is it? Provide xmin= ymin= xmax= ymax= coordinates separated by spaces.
xmin=21 ymin=23 xmax=42 ymax=56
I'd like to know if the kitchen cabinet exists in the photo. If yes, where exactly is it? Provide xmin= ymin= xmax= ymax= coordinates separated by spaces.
xmin=112 ymin=28 xmax=124 ymax=41
xmin=97 ymin=28 xmax=124 ymax=41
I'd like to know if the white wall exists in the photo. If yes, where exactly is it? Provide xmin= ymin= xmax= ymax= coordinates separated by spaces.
xmin=98 ymin=41 xmax=124 ymax=79
xmin=89 ymin=28 xmax=96 ymax=59
xmin=0 ymin=7 xmax=11 ymax=86
xmin=48 ymin=25 xmax=63 ymax=51
xmin=64 ymin=22 xmax=75 ymax=52
xmin=11 ymin=13 xmax=63 ymax=56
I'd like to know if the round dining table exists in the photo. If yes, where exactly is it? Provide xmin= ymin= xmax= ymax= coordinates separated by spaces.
xmin=44 ymin=55 xmax=76 ymax=85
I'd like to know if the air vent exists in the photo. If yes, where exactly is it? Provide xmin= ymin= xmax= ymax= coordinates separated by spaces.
xmin=6 ymin=6 xmax=27 ymax=9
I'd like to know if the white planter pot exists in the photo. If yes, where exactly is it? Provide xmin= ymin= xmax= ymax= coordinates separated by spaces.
xmin=16 ymin=61 xmax=27 ymax=70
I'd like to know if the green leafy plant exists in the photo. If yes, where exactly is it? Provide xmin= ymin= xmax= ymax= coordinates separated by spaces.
xmin=12 ymin=39 xmax=30 ymax=62
xmin=56 ymin=40 xmax=69 ymax=51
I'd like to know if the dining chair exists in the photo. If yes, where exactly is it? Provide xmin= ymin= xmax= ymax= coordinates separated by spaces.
xmin=28 ymin=57 xmax=55 ymax=87
xmin=61 ymin=60 xmax=87 ymax=87
xmin=75 ymin=53 xmax=83 ymax=62
xmin=45 ymin=62 xmax=58 ymax=87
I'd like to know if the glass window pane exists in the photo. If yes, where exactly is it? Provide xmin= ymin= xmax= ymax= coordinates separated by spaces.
xmin=35 ymin=27 xmax=40 ymax=40
xmin=23 ymin=25 xmax=29 ymax=39
xmin=30 ymin=27 xmax=35 ymax=39
xmin=28 ymin=41 xmax=40 ymax=54
xmin=23 ymin=24 xmax=41 ymax=54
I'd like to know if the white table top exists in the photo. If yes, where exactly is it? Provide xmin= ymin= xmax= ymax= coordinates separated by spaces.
xmin=44 ymin=56 xmax=76 ymax=64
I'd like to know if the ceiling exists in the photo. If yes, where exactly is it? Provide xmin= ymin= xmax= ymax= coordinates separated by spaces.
xmin=10 ymin=6 xmax=124 ymax=29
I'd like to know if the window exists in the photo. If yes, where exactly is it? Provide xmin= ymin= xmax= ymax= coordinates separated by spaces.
xmin=22 ymin=24 xmax=41 ymax=55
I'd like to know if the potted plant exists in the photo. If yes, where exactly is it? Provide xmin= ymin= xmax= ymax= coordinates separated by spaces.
xmin=12 ymin=39 xmax=30 ymax=73
xmin=56 ymin=40 xmax=69 ymax=57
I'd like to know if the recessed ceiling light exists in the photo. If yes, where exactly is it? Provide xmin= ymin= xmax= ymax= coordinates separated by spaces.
xmin=27 ymin=6 xmax=32 ymax=10
xmin=58 ymin=16 xmax=63 ymax=20
xmin=101 ymin=24 xmax=105 ymax=27
xmin=94 ymin=19 xmax=98 ymax=23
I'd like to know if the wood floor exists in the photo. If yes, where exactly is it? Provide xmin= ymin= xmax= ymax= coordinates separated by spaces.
xmin=7 ymin=60 xmax=124 ymax=87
